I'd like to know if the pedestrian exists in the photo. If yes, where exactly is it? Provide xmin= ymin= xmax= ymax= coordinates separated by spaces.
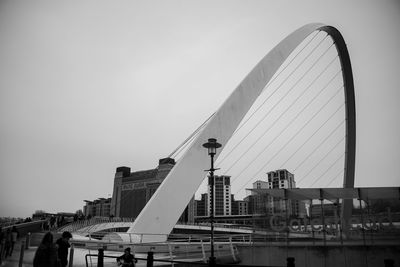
xmin=56 ymin=231 xmax=72 ymax=267
xmin=49 ymin=216 xmax=56 ymax=230
xmin=0 ymin=227 xmax=5 ymax=264
xmin=3 ymin=229 xmax=11 ymax=259
xmin=9 ymin=226 xmax=19 ymax=256
xmin=116 ymin=247 xmax=137 ymax=267
xmin=33 ymin=232 xmax=59 ymax=267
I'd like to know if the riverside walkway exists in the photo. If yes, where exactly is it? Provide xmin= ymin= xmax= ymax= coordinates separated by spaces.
xmin=2 ymin=239 xmax=36 ymax=267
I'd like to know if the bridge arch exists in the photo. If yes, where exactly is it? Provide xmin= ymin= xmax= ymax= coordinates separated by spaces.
xmin=128 ymin=23 xmax=356 ymax=242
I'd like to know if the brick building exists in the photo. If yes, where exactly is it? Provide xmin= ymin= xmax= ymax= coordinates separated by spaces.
xmin=110 ymin=157 xmax=195 ymax=223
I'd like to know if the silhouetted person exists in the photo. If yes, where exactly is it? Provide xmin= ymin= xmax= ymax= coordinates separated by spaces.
xmin=56 ymin=231 xmax=72 ymax=267
xmin=116 ymin=247 xmax=136 ymax=267
xmin=8 ymin=226 xmax=19 ymax=256
xmin=3 ymin=229 xmax=11 ymax=259
xmin=33 ymin=232 xmax=59 ymax=267
xmin=49 ymin=216 xmax=56 ymax=230
xmin=0 ymin=227 xmax=4 ymax=264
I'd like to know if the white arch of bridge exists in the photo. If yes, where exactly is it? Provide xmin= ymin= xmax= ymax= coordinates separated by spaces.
xmin=126 ymin=23 xmax=356 ymax=243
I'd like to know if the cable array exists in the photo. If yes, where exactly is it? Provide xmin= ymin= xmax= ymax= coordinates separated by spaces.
xmin=216 ymin=32 xmax=347 ymax=195
xmin=167 ymin=31 xmax=348 ymax=197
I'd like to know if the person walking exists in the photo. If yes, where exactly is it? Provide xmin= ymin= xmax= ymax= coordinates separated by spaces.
xmin=9 ymin=226 xmax=19 ymax=256
xmin=3 ymin=229 xmax=11 ymax=259
xmin=56 ymin=231 xmax=72 ymax=267
xmin=33 ymin=232 xmax=59 ymax=267
xmin=0 ymin=227 xmax=5 ymax=265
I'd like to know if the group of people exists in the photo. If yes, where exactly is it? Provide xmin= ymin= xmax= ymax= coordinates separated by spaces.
xmin=0 ymin=226 xmax=19 ymax=262
xmin=34 ymin=231 xmax=136 ymax=267
xmin=41 ymin=216 xmax=67 ymax=231
xmin=33 ymin=231 xmax=72 ymax=267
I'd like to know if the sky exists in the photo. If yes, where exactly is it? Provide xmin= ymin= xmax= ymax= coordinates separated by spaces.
xmin=1 ymin=0 xmax=399 ymax=218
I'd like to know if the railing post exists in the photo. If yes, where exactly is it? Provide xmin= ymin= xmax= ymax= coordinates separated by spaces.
xmin=229 ymin=237 xmax=237 ymax=262
xmin=97 ymin=248 xmax=104 ymax=267
xmin=19 ymin=241 xmax=25 ymax=267
xmin=146 ymin=251 xmax=154 ymax=267
xmin=25 ymin=232 xmax=31 ymax=250
xmin=200 ymin=240 xmax=206 ymax=262
xmin=68 ymin=244 xmax=74 ymax=267
xmin=287 ymin=257 xmax=295 ymax=267
xmin=384 ymin=259 xmax=394 ymax=267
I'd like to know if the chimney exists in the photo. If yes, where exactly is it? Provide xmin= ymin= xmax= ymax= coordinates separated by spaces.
xmin=115 ymin=166 xmax=131 ymax=178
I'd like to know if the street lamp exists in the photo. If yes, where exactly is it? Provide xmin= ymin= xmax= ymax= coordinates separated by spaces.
xmin=202 ymin=138 xmax=221 ymax=267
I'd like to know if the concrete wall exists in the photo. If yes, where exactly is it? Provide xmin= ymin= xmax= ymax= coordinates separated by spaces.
xmin=237 ymin=244 xmax=400 ymax=267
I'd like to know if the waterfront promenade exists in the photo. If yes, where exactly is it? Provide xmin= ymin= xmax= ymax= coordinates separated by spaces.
xmin=2 ymin=240 xmax=36 ymax=267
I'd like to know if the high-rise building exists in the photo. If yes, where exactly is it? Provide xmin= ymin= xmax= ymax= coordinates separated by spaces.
xmin=110 ymin=157 xmax=195 ymax=223
xmin=266 ymin=169 xmax=298 ymax=216
xmin=267 ymin=169 xmax=296 ymax=189
xmin=246 ymin=169 xmax=305 ymax=217
xmin=237 ymin=200 xmax=249 ymax=215
xmin=196 ymin=193 xmax=208 ymax=217
xmin=207 ymin=175 xmax=231 ymax=216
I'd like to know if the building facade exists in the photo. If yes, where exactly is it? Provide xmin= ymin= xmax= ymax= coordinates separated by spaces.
xmin=237 ymin=200 xmax=249 ymax=215
xmin=265 ymin=169 xmax=308 ymax=217
xmin=207 ymin=175 xmax=232 ymax=216
xmin=83 ymin=198 xmax=111 ymax=218
xmin=110 ymin=157 xmax=195 ymax=223
xmin=196 ymin=193 xmax=208 ymax=217
xmin=266 ymin=169 xmax=298 ymax=216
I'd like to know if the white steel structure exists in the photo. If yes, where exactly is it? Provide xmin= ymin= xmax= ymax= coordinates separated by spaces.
xmin=125 ymin=23 xmax=356 ymax=243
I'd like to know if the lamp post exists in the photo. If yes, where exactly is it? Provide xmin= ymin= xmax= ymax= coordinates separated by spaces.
xmin=202 ymin=138 xmax=221 ymax=267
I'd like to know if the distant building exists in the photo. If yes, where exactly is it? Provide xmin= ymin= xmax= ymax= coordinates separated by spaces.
xmin=310 ymin=202 xmax=341 ymax=218
xmin=110 ymin=157 xmax=195 ymax=223
xmin=246 ymin=169 xmax=305 ymax=217
xmin=231 ymin=195 xmax=238 ymax=215
xmin=266 ymin=169 xmax=299 ymax=216
xmin=196 ymin=193 xmax=208 ymax=217
xmin=83 ymin=198 xmax=111 ymax=217
xmin=267 ymin=169 xmax=296 ymax=189
xmin=237 ymin=200 xmax=249 ymax=215
xmin=208 ymin=175 xmax=232 ymax=216
xmin=254 ymin=180 xmax=269 ymax=189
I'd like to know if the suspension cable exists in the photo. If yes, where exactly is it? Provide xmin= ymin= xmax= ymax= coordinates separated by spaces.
xmin=296 ymin=136 xmax=345 ymax=184
xmin=167 ymin=112 xmax=215 ymax=159
xmin=325 ymin=169 xmax=344 ymax=187
xmin=280 ymin=114 xmax=345 ymax=169
xmin=222 ymin=56 xmax=340 ymax=178
xmin=232 ymin=92 xmax=345 ymax=194
xmin=234 ymin=31 xmax=323 ymax=134
xmin=309 ymin=152 xmax=345 ymax=187
xmin=217 ymin=39 xmax=335 ymax=167
xmin=253 ymin=100 xmax=345 ymax=182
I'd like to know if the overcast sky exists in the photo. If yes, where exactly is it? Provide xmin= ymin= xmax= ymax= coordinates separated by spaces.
xmin=1 ymin=0 xmax=399 ymax=218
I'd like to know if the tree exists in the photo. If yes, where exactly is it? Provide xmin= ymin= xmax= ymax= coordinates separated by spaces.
xmin=34 ymin=210 xmax=46 ymax=215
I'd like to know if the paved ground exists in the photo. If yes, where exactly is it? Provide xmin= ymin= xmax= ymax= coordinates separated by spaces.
xmin=1 ymin=240 xmax=36 ymax=267
xmin=1 ymin=240 xmax=168 ymax=267
xmin=1 ymin=240 xmax=91 ymax=267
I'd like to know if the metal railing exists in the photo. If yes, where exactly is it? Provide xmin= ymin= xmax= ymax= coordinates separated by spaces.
xmin=85 ymin=249 xmax=289 ymax=267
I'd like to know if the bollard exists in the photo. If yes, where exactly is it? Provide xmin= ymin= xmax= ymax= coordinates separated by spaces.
xmin=25 ymin=232 xmax=31 ymax=250
xmin=98 ymin=248 xmax=104 ymax=267
xmin=384 ymin=259 xmax=394 ymax=267
xmin=287 ymin=257 xmax=295 ymax=267
xmin=68 ymin=244 xmax=74 ymax=267
xmin=146 ymin=251 xmax=154 ymax=267
xmin=19 ymin=241 xmax=25 ymax=267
